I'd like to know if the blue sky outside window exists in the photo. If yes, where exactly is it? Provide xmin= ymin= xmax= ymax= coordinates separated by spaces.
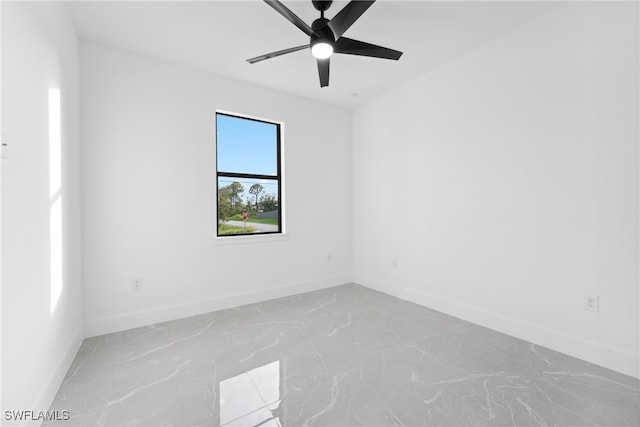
xmin=217 ymin=114 xmax=278 ymax=175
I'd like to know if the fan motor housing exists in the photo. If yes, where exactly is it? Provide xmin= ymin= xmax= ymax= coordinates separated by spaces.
xmin=311 ymin=17 xmax=335 ymax=42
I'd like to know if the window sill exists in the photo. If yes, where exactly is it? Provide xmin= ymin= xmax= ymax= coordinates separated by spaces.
xmin=214 ymin=233 xmax=288 ymax=246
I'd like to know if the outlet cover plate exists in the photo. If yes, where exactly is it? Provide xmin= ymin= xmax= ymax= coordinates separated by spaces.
xmin=132 ymin=278 xmax=143 ymax=291
xmin=584 ymin=295 xmax=599 ymax=312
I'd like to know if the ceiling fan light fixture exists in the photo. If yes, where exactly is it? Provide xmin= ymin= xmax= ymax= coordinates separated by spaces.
xmin=311 ymin=39 xmax=333 ymax=59
xmin=248 ymin=0 xmax=403 ymax=88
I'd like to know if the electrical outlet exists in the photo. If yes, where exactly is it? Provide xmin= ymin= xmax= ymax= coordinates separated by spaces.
xmin=132 ymin=278 xmax=143 ymax=291
xmin=584 ymin=295 xmax=599 ymax=312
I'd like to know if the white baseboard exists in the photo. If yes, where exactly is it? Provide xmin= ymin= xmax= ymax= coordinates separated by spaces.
xmin=355 ymin=274 xmax=639 ymax=379
xmin=84 ymin=275 xmax=351 ymax=337
xmin=4 ymin=336 xmax=84 ymax=427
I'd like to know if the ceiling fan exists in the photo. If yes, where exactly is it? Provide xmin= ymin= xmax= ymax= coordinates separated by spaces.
xmin=247 ymin=0 xmax=403 ymax=87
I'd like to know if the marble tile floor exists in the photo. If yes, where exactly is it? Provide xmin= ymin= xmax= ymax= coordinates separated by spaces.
xmin=46 ymin=284 xmax=639 ymax=427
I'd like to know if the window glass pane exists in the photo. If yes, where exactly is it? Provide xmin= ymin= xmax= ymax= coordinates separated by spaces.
xmin=217 ymin=114 xmax=278 ymax=176
xmin=217 ymin=177 xmax=280 ymax=236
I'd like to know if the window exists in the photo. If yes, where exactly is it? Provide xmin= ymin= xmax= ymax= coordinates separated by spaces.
xmin=216 ymin=112 xmax=282 ymax=237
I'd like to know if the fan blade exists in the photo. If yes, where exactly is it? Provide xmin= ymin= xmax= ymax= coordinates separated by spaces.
xmin=247 ymin=45 xmax=309 ymax=64
xmin=334 ymin=37 xmax=402 ymax=60
xmin=327 ymin=1 xmax=375 ymax=39
xmin=317 ymin=58 xmax=329 ymax=87
xmin=264 ymin=0 xmax=316 ymax=37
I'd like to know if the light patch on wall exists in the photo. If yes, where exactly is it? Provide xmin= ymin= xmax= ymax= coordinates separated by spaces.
xmin=49 ymin=88 xmax=63 ymax=314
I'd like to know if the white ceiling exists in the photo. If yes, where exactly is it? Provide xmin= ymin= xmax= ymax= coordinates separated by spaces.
xmin=67 ymin=1 xmax=561 ymax=108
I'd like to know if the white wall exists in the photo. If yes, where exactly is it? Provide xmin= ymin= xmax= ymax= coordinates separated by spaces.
xmin=81 ymin=42 xmax=352 ymax=336
xmin=1 ymin=1 xmax=83 ymax=422
xmin=353 ymin=2 xmax=639 ymax=377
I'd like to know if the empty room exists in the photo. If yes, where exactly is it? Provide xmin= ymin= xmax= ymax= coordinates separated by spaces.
xmin=2 ymin=0 xmax=639 ymax=426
